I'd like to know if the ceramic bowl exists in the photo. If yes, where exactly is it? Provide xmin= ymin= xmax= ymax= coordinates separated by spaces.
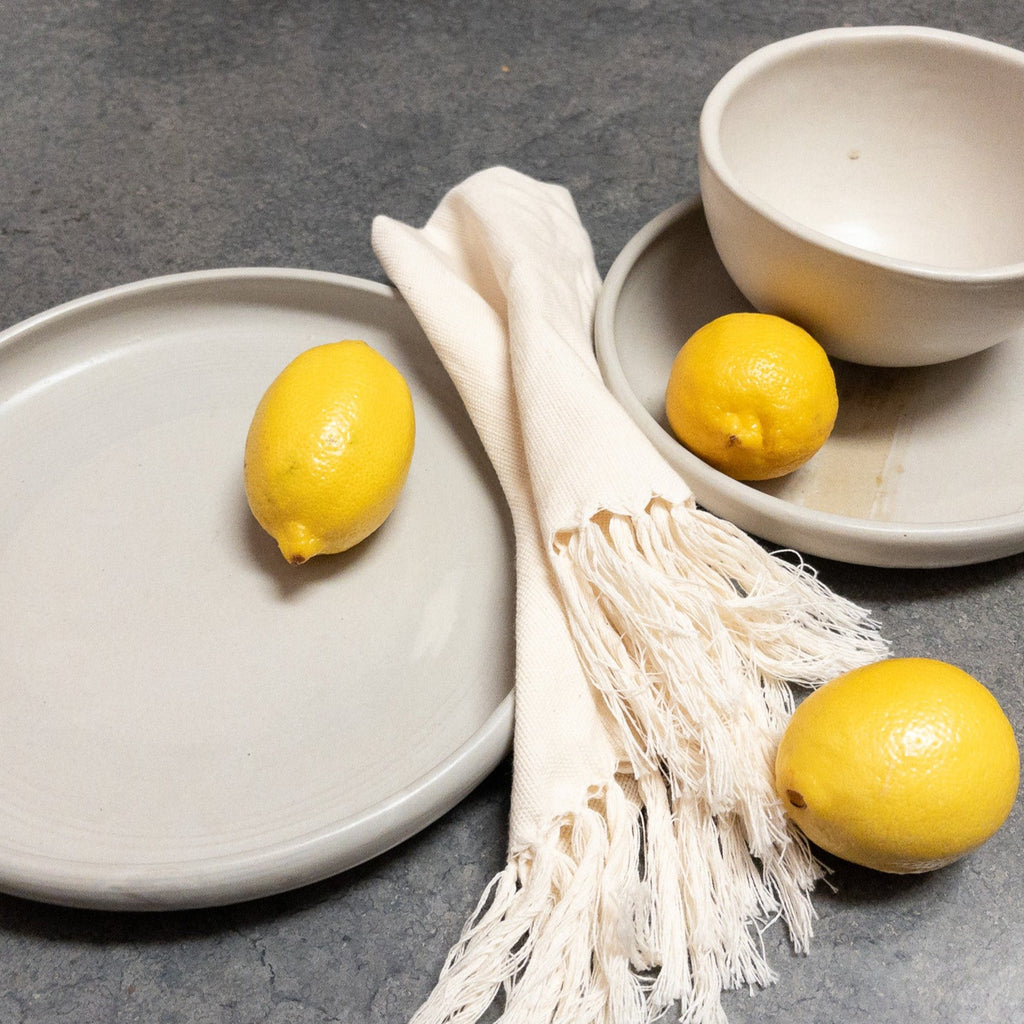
xmin=698 ymin=26 xmax=1024 ymax=366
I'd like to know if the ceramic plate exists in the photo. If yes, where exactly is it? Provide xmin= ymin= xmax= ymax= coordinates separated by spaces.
xmin=595 ymin=199 xmax=1024 ymax=568
xmin=0 ymin=269 xmax=514 ymax=910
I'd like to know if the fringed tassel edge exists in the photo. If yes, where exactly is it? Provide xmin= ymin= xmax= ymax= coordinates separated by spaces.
xmin=411 ymin=779 xmax=649 ymax=1024
xmin=413 ymin=496 xmax=886 ymax=1024
xmin=549 ymin=497 xmax=887 ymax=953
xmin=551 ymin=497 xmax=888 ymax=802
xmin=411 ymin=771 xmax=822 ymax=1024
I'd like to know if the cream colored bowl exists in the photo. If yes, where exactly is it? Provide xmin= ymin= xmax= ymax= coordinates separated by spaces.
xmin=698 ymin=26 xmax=1024 ymax=366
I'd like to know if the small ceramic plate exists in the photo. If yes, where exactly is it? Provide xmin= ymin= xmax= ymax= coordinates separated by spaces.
xmin=595 ymin=199 xmax=1024 ymax=568
xmin=0 ymin=269 xmax=514 ymax=910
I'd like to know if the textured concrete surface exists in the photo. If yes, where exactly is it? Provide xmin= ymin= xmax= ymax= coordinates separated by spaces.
xmin=1 ymin=1 xmax=1023 ymax=1021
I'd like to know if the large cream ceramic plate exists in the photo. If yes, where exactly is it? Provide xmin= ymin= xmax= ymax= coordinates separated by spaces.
xmin=595 ymin=199 xmax=1024 ymax=568
xmin=0 ymin=269 xmax=514 ymax=910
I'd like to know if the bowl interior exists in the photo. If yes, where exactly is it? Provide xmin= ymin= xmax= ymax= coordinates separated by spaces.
xmin=715 ymin=31 xmax=1024 ymax=270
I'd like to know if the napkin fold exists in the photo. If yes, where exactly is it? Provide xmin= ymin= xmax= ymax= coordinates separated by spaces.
xmin=372 ymin=167 xmax=887 ymax=1024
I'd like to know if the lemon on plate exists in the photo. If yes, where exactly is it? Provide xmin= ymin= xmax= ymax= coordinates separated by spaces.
xmin=664 ymin=312 xmax=838 ymax=481
xmin=244 ymin=340 xmax=415 ymax=564
xmin=775 ymin=657 xmax=1020 ymax=873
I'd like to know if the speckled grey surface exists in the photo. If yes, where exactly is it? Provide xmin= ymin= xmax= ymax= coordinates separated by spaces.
xmin=1 ymin=1 xmax=1023 ymax=1021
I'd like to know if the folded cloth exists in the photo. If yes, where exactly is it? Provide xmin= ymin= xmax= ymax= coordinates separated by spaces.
xmin=372 ymin=167 xmax=887 ymax=1024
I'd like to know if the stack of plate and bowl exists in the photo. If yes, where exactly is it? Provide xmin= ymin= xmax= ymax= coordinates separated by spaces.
xmin=596 ymin=26 xmax=1024 ymax=568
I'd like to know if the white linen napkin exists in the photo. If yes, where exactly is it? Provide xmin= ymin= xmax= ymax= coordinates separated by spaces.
xmin=372 ymin=167 xmax=887 ymax=1024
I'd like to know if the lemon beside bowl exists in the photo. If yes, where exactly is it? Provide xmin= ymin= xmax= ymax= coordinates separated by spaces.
xmin=698 ymin=26 xmax=1024 ymax=367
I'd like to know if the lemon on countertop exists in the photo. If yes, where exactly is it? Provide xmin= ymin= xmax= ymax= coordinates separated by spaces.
xmin=665 ymin=312 xmax=838 ymax=481
xmin=775 ymin=657 xmax=1020 ymax=873
xmin=244 ymin=340 xmax=415 ymax=564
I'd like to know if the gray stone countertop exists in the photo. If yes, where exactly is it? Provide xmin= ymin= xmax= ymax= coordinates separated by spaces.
xmin=1 ymin=1 xmax=1022 ymax=1022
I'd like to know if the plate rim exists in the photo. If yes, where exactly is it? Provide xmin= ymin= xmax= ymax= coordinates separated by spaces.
xmin=1 ymin=266 xmax=398 ymax=349
xmin=595 ymin=199 xmax=1024 ymax=569
xmin=0 ymin=266 xmax=514 ymax=910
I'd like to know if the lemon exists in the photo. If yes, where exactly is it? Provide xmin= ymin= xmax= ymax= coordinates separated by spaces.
xmin=664 ymin=312 xmax=838 ymax=481
xmin=244 ymin=340 xmax=415 ymax=564
xmin=775 ymin=658 xmax=1020 ymax=873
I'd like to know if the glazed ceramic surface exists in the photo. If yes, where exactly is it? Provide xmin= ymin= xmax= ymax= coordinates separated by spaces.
xmin=699 ymin=26 xmax=1024 ymax=366
xmin=0 ymin=269 xmax=514 ymax=910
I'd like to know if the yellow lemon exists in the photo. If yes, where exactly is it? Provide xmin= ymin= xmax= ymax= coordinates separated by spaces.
xmin=775 ymin=658 xmax=1020 ymax=873
xmin=244 ymin=340 xmax=415 ymax=564
xmin=665 ymin=312 xmax=838 ymax=481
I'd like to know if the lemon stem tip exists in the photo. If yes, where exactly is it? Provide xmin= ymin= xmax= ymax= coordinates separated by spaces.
xmin=275 ymin=522 xmax=320 ymax=565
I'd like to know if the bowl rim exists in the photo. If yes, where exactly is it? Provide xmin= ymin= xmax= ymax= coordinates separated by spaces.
xmin=698 ymin=25 xmax=1024 ymax=283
